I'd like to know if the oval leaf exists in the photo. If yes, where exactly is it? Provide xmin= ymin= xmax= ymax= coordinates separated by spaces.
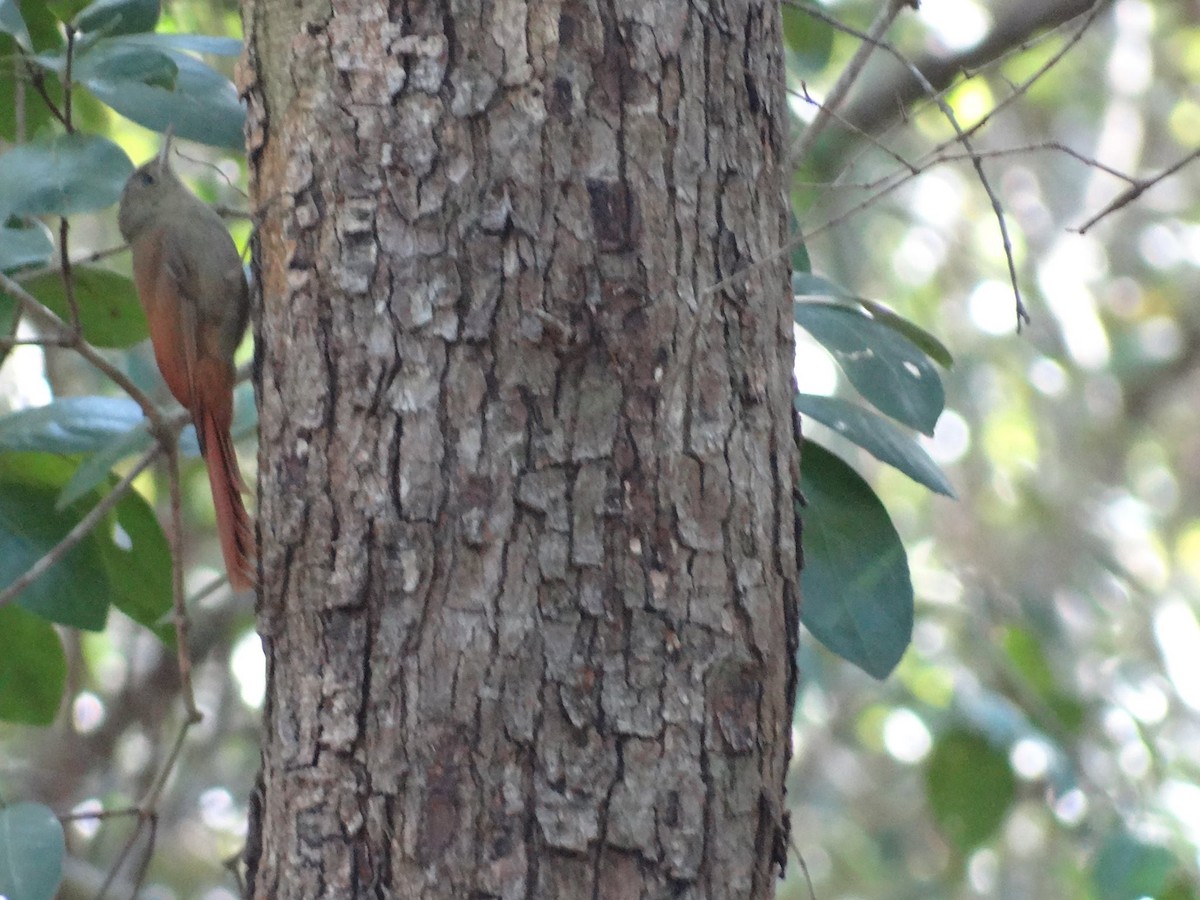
xmin=0 ymin=606 xmax=66 ymax=724
xmin=117 ymin=32 xmax=242 ymax=55
xmin=0 ymin=132 xmax=132 ymax=219
xmin=107 ymin=487 xmax=171 ymax=636
xmin=83 ymin=47 xmax=246 ymax=149
xmin=73 ymin=38 xmax=177 ymax=89
xmin=58 ymin=420 xmax=152 ymax=508
xmin=792 ymin=271 xmax=850 ymax=298
xmin=798 ymin=440 xmax=912 ymax=678
xmin=1092 ymin=830 xmax=1178 ymax=900
xmin=0 ymin=395 xmax=144 ymax=454
xmin=794 ymin=299 xmax=944 ymax=434
xmin=12 ymin=267 xmax=148 ymax=347
xmin=0 ymin=0 xmax=31 ymax=49
xmin=856 ymin=297 xmax=954 ymax=370
xmin=0 ymin=452 xmax=117 ymax=630
xmin=793 ymin=274 xmax=954 ymax=368
xmin=782 ymin=4 xmax=833 ymax=73
xmin=0 ymin=802 xmax=65 ymax=900
xmin=925 ymin=729 xmax=1015 ymax=854
xmin=73 ymin=0 xmax=158 ymax=35
xmin=794 ymin=393 xmax=955 ymax=497
xmin=0 ymin=222 xmax=54 ymax=273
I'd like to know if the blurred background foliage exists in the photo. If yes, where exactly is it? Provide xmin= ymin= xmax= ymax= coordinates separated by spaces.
xmin=2 ymin=0 xmax=1199 ymax=897
xmin=782 ymin=0 xmax=1200 ymax=897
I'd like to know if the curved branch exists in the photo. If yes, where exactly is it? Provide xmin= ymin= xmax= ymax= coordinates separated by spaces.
xmin=840 ymin=0 xmax=1105 ymax=135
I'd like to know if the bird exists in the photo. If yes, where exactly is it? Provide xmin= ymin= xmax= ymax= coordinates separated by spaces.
xmin=117 ymin=133 xmax=254 ymax=590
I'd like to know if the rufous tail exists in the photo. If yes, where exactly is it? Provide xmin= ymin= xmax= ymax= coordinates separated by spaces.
xmin=201 ymin=408 xmax=255 ymax=590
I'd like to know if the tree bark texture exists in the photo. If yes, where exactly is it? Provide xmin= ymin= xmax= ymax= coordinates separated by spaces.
xmin=240 ymin=0 xmax=799 ymax=896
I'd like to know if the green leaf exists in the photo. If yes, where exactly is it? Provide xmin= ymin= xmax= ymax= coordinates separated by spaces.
xmin=17 ymin=0 xmax=63 ymax=51
xmin=58 ymin=419 xmax=151 ymax=508
xmin=792 ymin=271 xmax=850 ymax=299
xmin=0 ymin=802 xmax=65 ymax=900
xmin=0 ymin=221 xmax=54 ymax=272
xmin=781 ymin=4 xmax=833 ymax=73
xmin=11 ymin=266 xmax=147 ymax=347
xmin=0 ymin=0 xmax=31 ymax=49
xmin=117 ymin=31 xmax=241 ymax=55
xmin=83 ymin=47 xmax=246 ymax=149
xmin=106 ymin=486 xmax=171 ymax=635
xmin=0 ymin=294 xmax=15 ymax=368
xmin=73 ymin=0 xmax=158 ymax=35
xmin=0 ymin=606 xmax=66 ymax=724
xmin=73 ymin=37 xmax=178 ymax=89
xmin=793 ymin=273 xmax=954 ymax=368
xmin=0 ymin=452 xmax=115 ymax=630
xmin=926 ymin=729 xmax=1015 ymax=853
xmin=45 ymin=0 xmax=91 ymax=24
xmin=0 ymin=395 xmax=144 ymax=454
xmin=0 ymin=132 xmax=132 ymax=220
xmin=798 ymin=441 xmax=912 ymax=678
xmin=0 ymin=40 xmax=59 ymax=141
xmin=855 ymin=297 xmax=954 ymax=370
xmin=794 ymin=393 xmax=955 ymax=497
xmin=794 ymin=299 xmax=945 ymax=435
xmin=1091 ymin=829 xmax=1178 ymax=900
xmin=1000 ymin=626 xmax=1085 ymax=733
xmin=788 ymin=212 xmax=811 ymax=275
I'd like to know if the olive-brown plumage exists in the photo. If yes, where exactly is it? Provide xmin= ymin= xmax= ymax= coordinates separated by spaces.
xmin=118 ymin=136 xmax=254 ymax=589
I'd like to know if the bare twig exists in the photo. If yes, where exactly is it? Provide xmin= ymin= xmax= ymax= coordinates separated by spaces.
xmin=789 ymin=0 xmax=1031 ymax=326
xmin=13 ymin=53 xmax=25 ymax=143
xmin=0 ymin=445 xmax=161 ymax=609
xmin=789 ymin=0 xmax=917 ymax=168
xmin=61 ymin=26 xmax=74 ymax=134
xmin=15 ymin=243 xmax=130 ymax=281
xmin=0 ymin=272 xmax=165 ymax=429
xmin=58 ymin=216 xmax=82 ymax=339
xmin=165 ymin=438 xmax=202 ymax=724
xmin=59 ymin=806 xmax=142 ymax=823
xmin=23 ymin=66 xmax=68 ymax=127
xmin=792 ymin=81 xmax=918 ymax=175
xmin=789 ymin=834 xmax=819 ymax=900
xmin=94 ymin=811 xmax=156 ymax=900
xmin=1075 ymin=147 xmax=1200 ymax=234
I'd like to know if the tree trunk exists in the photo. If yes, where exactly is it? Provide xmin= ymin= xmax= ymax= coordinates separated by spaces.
xmin=240 ymin=0 xmax=799 ymax=896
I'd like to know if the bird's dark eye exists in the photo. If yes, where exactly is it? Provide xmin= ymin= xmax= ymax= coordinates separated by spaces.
xmin=138 ymin=170 xmax=156 ymax=186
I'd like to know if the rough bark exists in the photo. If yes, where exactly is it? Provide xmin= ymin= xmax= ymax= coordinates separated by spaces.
xmin=240 ymin=0 xmax=799 ymax=896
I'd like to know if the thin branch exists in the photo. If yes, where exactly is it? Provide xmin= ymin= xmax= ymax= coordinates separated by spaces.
xmin=13 ymin=53 xmax=25 ymax=143
xmin=23 ymin=66 xmax=68 ymax=127
xmin=792 ymin=81 xmax=918 ymax=175
xmin=165 ymin=438 xmax=202 ymax=724
xmin=0 ymin=271 xmax=166 ymax=430
xmin=1075 ymin=147 xmax=1200 ymax=234
xmin=906 ymin=1 xmax=1109 ymax=166
xmin=94 ymin=811 xmax=156 ymax=900
xmin=0 ymin=445 xmax=161 ymax=610
xmin=59 ymin=807 xmax=142 ymax=823
xmin=789 ymin=0 xmax=918 ymax=169
xmin=789 ymin=1 xmax=1030 ymax=326
xmin=188 ymin=572 xmax=231 ymax=607
xmin=789 ymin=834 xmax=819 ymax=900
xmin=16 ymin=243 xmax=130 ymax=281
xmin=61 ymin=26 xmax=74 ymax=134
xmin=58 ymin=216 xmax=81 ymax=338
